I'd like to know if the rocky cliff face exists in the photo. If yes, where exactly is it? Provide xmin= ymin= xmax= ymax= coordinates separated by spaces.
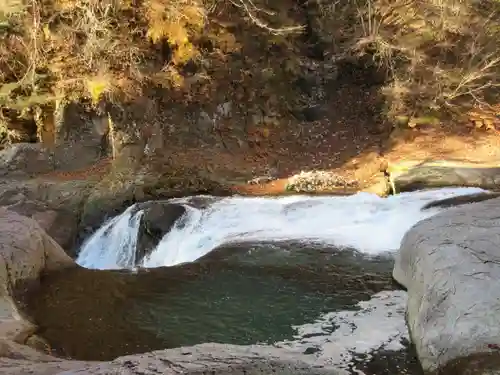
xmin=0 ymin=142 xmax=234 ymax=257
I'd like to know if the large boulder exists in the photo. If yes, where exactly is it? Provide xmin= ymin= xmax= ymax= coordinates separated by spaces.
xmin=0 ymin=209 xmax=76 ymax=366
xmin=4 ymin=201 xmax=78 ymax=251
xmin=0 ymin=208 xmax=75 ymax=295
xmin=393 ymin=197 xmax=500 ymax=374
xmin=0 ymin=180 xmax=93 ymax=255
xmin=135 ymin=202 xmax=186 ymax=263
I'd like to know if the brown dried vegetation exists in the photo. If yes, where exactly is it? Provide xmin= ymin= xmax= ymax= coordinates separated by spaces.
xmin=316 ymin=0 xmax=500 ymax=120
xmin=0 ymin=0 xmax=500 ymax=144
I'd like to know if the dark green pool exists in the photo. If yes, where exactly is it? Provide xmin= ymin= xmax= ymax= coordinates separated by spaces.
xmin=15 ymin=242 xmax=423 ymax=374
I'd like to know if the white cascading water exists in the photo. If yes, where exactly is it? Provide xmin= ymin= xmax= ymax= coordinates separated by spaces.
xmin=77 ymin=206 xmax=144 ymax=269
xmin=77 ymin=187 xmax=485 ymax=270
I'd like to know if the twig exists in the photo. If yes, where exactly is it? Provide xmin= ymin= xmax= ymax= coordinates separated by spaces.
xmin=229 ymin=0 xmax=304 ymax=35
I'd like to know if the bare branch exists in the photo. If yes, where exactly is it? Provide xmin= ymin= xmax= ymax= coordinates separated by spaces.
xmin=229 ymin=0 xmax=304 ymax=35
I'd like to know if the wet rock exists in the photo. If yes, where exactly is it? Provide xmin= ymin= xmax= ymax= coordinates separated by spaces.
xmin=394 ymin=197 xmax=500 ymax=374
xmin=421 ymin=191 xmax=500 ymax=210
xmin=135 ymin=202 xmax=186 ymax=263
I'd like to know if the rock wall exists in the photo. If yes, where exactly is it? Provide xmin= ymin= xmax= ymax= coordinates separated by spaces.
xmin=0 ymin=142 xmax=234 ymax=256
xmin=394 ymin=197 xmax=500 ymax=374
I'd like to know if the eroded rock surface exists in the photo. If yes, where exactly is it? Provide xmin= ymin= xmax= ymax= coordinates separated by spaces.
xmin=394 ymin=197 xmax=500 ymax=374
xmin=67 ymin=344 xmax=342 ymax=374
xmin=3 ymin=343 xmax=343 ymax=375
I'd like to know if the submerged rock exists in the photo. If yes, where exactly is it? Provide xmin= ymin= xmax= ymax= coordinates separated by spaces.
xmin=394 ymin=197 xmax=500 ymax=374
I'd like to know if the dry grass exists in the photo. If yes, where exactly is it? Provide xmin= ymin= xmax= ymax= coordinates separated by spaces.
xmin=2 ymin=0 xmax=497 ymax=136
xmin=0 ymin=0 xmax=302 ymax=116
xmin=316 ymin=0 xmax=500 ymax=121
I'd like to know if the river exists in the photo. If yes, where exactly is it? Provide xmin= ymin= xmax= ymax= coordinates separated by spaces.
xmin=17 ymin=187 xmax=485 ymax=374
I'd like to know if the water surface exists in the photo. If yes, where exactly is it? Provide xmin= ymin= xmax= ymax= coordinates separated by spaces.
xmin=19 ymin=243 xmax=397 ymax=363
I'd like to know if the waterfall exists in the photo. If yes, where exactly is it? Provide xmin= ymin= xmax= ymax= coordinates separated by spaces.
xmin=76 ymin=187 xmax=484 ymax=270
xmin=77 ymin=205 xmax=144 ymax=269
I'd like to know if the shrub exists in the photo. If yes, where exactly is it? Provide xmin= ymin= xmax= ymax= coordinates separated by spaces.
xmin=316 ymin=0 xmax=500 ymax=120
xmin=0 ymin=0 xmax=302 ymax=115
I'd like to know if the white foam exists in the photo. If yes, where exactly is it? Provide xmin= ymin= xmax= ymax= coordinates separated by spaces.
xmin=143 ymin=187 xmax=483 ymax=268
xmin=77 ymin=187 xmax=484 ymax=270
xmin=275 ymin=290 xmax=408 ymax=371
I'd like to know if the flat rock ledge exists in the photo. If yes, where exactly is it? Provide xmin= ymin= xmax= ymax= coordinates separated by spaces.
xmin=3 ymin=343 xmax=344 ymax=375
xmin=57 ymin=344 xmax=342 ymax=375
xmin=394 ymin=197 xmax=500 ymax=374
